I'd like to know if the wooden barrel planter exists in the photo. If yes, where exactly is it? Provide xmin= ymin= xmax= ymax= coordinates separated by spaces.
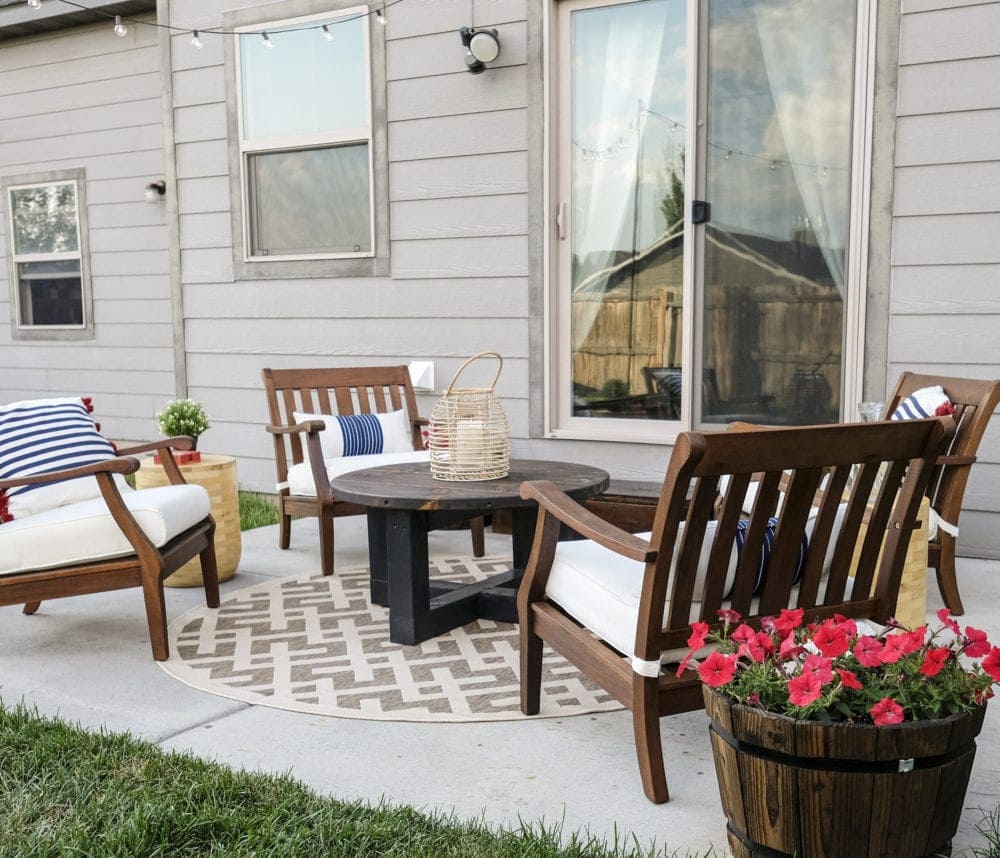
xmin=703 ymin=686 xmax=987 ymax=858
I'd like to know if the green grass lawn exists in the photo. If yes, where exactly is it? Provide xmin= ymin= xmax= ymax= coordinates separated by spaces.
xmin=0 ymin=703 xmax=699 ymax=858
xmin=238 ymin=491 xmax=281 ymax=531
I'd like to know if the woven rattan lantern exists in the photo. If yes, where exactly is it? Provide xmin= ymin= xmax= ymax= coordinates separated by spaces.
xmin=429 ymin=352 xmax=510 ymax=481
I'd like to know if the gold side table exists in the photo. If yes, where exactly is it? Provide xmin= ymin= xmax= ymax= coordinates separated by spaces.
xmin=135 ymin=453 xmax=241 ymax=587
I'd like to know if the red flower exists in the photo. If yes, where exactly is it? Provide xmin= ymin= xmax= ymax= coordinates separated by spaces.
xmin=870 ymin=697 xmax=905 ymax=725
xmin=699 ymin=651 xmax=738 ymax=687
xmin=687 ymin=622 xmax=710 ymax=650
xmin=983 ymin=647 xmax=1000 ymax=683
xmin=919 ymin=647 xmax=951 ymax=677
xmin=716 ymin=608 xmax=741 ymax=627
xmin=880 ymin=633 xmax=910 ymax=664
xmin=813 ymin=621 xmax=850 ymax=658
xmin=779 ymin=635 xmax=804 ymax=659
xmin=902 ymin=626 xmax=928 ymax=654
xmin=788 ymin=673 xmax=823 ymax=707
xmin=964 ymin=626 xmax=991 ymax=658
xmin=853 ymin=635 xmax=883 ymax=668
xmin=754 ymin=632 xmax=775 ymax=656
xmin=832 ymin=614 xmax=857 ymax=638
xmin=835 ymin=668 xmax=862 ymax=689
xmin=675 ymin=651 xmax=695 ymax=677
xmin=802 ymin=654 xmax=834 ymax=685
xmin=746 ymin=692 xmax=762 ymax=707
xmin=975 ymin=688 xmax=995 ymax=705
xmin=773 ymin=608 xmax=804 ymax=637
xmin=760 ymin=615 xmax=777 ymax=635
xmin=936 ymin=608 xmax=961 ymax=635
xmin=731 ymin=624 xmax=756 ymax=645
xmin=740 ymin=639 xmax=769 ymax=664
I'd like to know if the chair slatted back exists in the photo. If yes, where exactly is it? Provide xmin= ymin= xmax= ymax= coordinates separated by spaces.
xmin=885 ymin=373 xmax=1000 ymax=526
xmin=262 ymin=367 xmax=423 ymax=483
xmin=638 ymin=419 xmax=951 ymax=662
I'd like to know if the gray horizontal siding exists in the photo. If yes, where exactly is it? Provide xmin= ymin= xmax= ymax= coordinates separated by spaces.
xmin=0 ymin=12 xmax=174 ymax=443
xmin=891 ymin=0 xmax=1000 ymax=558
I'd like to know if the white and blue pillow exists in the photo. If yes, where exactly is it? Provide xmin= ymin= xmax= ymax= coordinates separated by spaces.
xmin=293 ymin=408 xmax=414 ymax=460
xmin=891 ymin=385 xmax=952 ymax=420
xmin=732 ymin=517 xmax=809 ymax=596
xmin=0 ymin=397 xmax=119 ymax=522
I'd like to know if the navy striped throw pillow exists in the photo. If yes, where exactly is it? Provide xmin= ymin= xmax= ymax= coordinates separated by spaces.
xmin=732 ymin=517 xmax=809 ymax=596
xmin=0 ymin=397 xmax=116 ymax=522
xmin=293 ymin=408 xmax=414 ymax=459
xmin=335 ymin=413 xmax=385 ymax=456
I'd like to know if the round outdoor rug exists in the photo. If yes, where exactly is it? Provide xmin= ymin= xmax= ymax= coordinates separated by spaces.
xmin=159 ymin=555 xmax=622 ymax=723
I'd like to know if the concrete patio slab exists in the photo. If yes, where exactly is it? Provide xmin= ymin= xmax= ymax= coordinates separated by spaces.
xmin=2 ymin=515 xmax=998 ymax=855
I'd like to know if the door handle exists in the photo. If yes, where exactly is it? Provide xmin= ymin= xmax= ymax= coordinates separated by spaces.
xmin=556 ymin=201 xmax=568 ymax=240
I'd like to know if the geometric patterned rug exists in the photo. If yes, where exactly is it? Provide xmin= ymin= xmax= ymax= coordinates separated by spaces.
xmin=158 ymin=555 xmax=623 ymax=723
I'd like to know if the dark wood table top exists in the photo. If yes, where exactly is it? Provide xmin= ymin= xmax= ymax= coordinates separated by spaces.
xmin=330 ymin=458 xmax=610 ymax=511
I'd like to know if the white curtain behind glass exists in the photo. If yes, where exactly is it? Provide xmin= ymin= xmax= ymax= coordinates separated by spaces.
xmin=754 ymin=0 xmax=855 ymax=294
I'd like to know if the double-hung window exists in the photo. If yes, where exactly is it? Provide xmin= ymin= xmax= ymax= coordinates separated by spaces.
xmin=6 ymin=176 xmax=89 ymax=334
xmin=548 ymin=0 xmax=873 ymax=440
xmin=236 ymin=8 xmax=374 ymax=261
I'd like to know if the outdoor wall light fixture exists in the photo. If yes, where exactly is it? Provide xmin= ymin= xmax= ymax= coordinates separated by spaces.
xmin=460 ymin=27 xmax=500 ymax=74
xmin=144 ymin=180 xmax=166 ymax=203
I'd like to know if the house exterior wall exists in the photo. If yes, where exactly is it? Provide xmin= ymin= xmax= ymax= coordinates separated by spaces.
xmin=0 ymin=14 xmax=175 ymax=441
xmin=891 ymin=0 xmax=1000 ymax=557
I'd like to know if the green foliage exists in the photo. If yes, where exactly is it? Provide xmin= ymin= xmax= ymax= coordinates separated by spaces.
xmin=0 ymin=702 xmax=718 ymax=858
xmin=659 ymin=155 xmax=685 ymax=232
xmin=972 ymin=805 xmax=1000 ymax=858
xmin=239 ymin=492 xmax=280 ymax=531
xmin=156 ymin=399 xmax=210 ymax=439
xmin=599 ymin=378 xmax=630 ymax=399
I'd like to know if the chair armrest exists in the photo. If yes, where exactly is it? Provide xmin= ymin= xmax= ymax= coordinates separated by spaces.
xmin=412 ymin=416 xmax=429 ymax=427
xmin=116 ymin=436 xmax=195 ymax=456
xmin=0 ymin=457 xmax=138 ymax=490
xmin=936 ymin=454 xmax=976 ymax=467
xmin=265 ymin=420 xmax=327 ymax=435
xmin=520 ymin=480 xmax=657 ymax=563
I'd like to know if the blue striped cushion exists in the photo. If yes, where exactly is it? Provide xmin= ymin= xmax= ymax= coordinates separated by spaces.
xmin=0 ymin=398 xmax=117 ymax=521
xmin=335 ymin=413 xmax=384 ymax=456
xmin=731 ymin=517 xmax=809 ymax=596
xmin=293 ymin=408 xmax=414 ymax=459
xmin=891 ymin=385 xmax=950 ymax=420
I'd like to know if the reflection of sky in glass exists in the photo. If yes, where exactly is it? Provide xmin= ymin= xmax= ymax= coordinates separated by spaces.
xmin=571 ymin=0 xmax=686 ymax=258
xmin=241 ymin=15 xmax=367 ymax=139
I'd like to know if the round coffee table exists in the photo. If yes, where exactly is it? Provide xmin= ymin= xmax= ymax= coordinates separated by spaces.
xmin=331 ymin=459 xmax=609 ymax=645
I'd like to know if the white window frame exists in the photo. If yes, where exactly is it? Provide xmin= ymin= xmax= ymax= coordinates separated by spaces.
xmin=543 ymin=0 xmax=875 ymax=443
xmin=7 ymin=178 xmax=87 ymax=332
xmin=234 ymin=7 xmax=375 ymax=263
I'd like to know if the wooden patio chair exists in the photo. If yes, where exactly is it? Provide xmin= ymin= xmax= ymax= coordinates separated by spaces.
xmin=517 ymin=418 xmax=952 ymax=802
xmin=262 ymin=366 xmax=485 ymax=577
xmin=884 ymin=372 xmax=1000 ymax=614
xmin=0 ymin=438 xmax=219 ymax=661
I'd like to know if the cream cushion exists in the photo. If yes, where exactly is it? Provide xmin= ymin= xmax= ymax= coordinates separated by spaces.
xmin=286 ymin=450 xmax=431 ymax=496
xmin=545 ymin=503 xmax=849 ymax=660
xmin=0 ymin=484 xmax=210 ymax=575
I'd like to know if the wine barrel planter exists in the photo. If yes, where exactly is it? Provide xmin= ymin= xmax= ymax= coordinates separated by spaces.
xmin=703 ymin=686 xmax=987 ymax=858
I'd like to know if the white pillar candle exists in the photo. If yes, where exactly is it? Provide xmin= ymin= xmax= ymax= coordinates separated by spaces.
xmin=455 ymin=418 xmax=484 ymax=466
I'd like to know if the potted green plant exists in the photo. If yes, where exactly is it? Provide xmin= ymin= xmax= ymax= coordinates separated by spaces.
xmin=154 ymin=398 xmax=210 ymax=464
xmin=680 ymin=609 xmax=999 ymax=857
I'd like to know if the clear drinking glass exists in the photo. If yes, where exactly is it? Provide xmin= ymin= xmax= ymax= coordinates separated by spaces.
xmin=858 ymin=401 xmax=884 ymax=422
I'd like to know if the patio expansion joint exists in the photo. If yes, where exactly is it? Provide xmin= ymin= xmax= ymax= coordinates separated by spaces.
xmin=153 ymin=701 xmax=251 ymax=745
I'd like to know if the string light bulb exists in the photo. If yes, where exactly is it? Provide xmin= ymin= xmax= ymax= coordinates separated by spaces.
xmin=113 ymin=15 xmax=128 ymax=37
xmin=322 ymin=24 xmax=334 ymax=41
xmin=190 ymin=30 xmax=203 ymax=49
xmin=261 ymin=30 xmax=274 ymax=49
xmin=27 ymin=0 xmax=42 ymax=9
xmin=375 ymin=5 xmax=386 ymax=25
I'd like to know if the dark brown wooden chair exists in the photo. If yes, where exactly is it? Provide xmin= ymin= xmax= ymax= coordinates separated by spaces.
xmin=262 ymin=366 xmax=485 ymax=576
xmin=517 ymin=418 xmax=952 ymax=803
xmin=0 ymin=439 xmax=219 ymax=661
xmin=884 ymin=372 xmax=1000 ymax=615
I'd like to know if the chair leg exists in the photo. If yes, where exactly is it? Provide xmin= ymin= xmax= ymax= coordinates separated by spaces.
xmin=23 ymin=601 xmax=41 ymax=615
xmin=519 ymin=618 xmax=544 ymax=716
xmin=200 ymin=536 xmax=221 ymax=610
xmin=140 ymin=572 xmax=170 ymax=662
xmin=633 ymin=677 xmax=669 ymax=803
xmin=933 ymin=533 xmax=964 ymax=616
xmin=470 ymin=516 xmax=486 ymax=558
xmin=279 ymin=506 xmax=292 ymax=550
xmin=319 ymin=511 xmax=335 ymax=577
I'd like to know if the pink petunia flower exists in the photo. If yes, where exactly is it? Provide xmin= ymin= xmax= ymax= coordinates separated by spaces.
xmin=788 ymin=673 xmax=823 ymax=707
xmin=880 ymin=633 xmax=910 ymax=664
xmin=870 ymin=697 xmax=905 ymax=725
xmin=802 ymin=654 xmax=834 ymax=685
xmin=982 ymin=647 xmax=1000 ymax=683
xmin=919 ymin=647 xmax=950 ymax=677
xmin=813 ymin=621 xmax=850 ymax=658
xmin=835 ymin=668 xmax=862 ymax=689
xmin=716 ymin=608 xmax=741 ymax=627
xmin=937 ymin=608 xmax=961 ymax=635
xmin=699 ymin=651 xmax=738 ymax=687
xmin=964 ymin=626 xmax=992 ymax=658
xmin=773 ymin=608 xmax=804 ymax=637
xmin=687 ymin=621 xmax=710 ymax=650
xmin=853 ymin=635 xmax=883 ymax=668
xmin=731 ymin=624 xmax=756 ymax=645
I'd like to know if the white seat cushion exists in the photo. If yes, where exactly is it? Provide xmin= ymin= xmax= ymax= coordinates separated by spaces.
xmin=286 ymin=450 xmax=431 ymax=497
xmin=0 ymin=484 xmax=211 ymax=575
xmin=546 ymin=503 xmax=850 ymax=661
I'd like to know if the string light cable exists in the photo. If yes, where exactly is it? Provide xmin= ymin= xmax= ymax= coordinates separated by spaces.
xmin=22 ymin=0 xmax=400 ymax=44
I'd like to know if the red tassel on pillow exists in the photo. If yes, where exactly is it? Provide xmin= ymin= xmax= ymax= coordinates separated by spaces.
xmin=0 ymin=491 xmax=12 ymax=524
xmin=935 ymin=402 xmax=956 ymax=417
xmin=82 ymin=396 xmax=94 ymax=413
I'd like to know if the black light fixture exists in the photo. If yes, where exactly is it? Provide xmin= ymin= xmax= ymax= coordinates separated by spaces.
xmin=460 ymin=27 xmax=500 ymax=74
xmin=144 ymin=180 xmax=166 ymax=203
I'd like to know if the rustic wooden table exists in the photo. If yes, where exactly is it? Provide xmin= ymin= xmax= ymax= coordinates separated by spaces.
xmin=331 ymin=459 xmax=609 ymax=644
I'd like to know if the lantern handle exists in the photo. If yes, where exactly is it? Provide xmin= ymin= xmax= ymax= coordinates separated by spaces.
xmin=445 ymin=351 xmax=504 ymax=395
